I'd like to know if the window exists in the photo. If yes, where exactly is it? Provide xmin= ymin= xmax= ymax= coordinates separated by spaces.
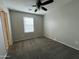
xmin=23 ymin=17 xmax=34 ymax=33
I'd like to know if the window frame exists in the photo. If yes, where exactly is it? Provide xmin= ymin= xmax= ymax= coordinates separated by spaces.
xmin=23 ymin=17 xmax=34 ymax=33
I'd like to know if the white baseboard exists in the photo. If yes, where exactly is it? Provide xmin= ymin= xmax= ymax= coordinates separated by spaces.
xmin=14 ymin=36 xmax=43 ymax=42
xmin=45 ymin=35 xmax=79 ymax=51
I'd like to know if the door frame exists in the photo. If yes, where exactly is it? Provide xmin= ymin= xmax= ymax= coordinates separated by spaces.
xmin=0 ymin=11 xmax=13 ymax=49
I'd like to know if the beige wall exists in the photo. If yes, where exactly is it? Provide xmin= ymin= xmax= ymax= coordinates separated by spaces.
xmin=9 ymin=10 xmax=44 ymax=42
xmin=44 ymin=0 xmax=79 ymax=50
xmin=0 ymin=0 xmax=10 ymax=59
xmin=0 ymin=0 xmax=13 ymax=46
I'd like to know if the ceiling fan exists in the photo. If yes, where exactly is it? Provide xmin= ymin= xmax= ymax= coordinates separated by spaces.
xmin=33 ymin=0 xmax=54 ymax=12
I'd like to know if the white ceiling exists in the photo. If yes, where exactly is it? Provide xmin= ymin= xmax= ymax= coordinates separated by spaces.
xmin=3 ymin=0 xmax=73 ymax=15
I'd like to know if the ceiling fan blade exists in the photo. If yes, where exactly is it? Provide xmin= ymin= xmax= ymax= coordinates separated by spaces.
xmin=41 ymin=0 xmax=54 ymax=6
xmin=35 ymin=9 xmax=38 ymax=12
xmin=41 ymin=7 xmax=47 ymax=11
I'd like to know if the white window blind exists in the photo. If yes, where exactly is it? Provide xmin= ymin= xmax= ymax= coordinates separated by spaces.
xmin=24 ymin=17 xmax=34 ymax=33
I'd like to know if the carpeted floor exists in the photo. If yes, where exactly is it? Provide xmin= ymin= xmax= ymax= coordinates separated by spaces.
xmin=6 ymin=37 xmax=79 ymax=59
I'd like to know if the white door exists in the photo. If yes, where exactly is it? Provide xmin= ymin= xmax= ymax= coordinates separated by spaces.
xmin=0 ymin=16 xmax=6 ymax=59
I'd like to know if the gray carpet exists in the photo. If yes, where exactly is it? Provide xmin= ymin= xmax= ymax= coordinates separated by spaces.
xmin=6 ymin=37 xmax=79 ymax=59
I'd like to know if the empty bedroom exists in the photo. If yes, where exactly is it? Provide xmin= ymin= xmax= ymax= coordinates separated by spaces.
xmin=0 ymin=0 xmax=79 ymax=59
